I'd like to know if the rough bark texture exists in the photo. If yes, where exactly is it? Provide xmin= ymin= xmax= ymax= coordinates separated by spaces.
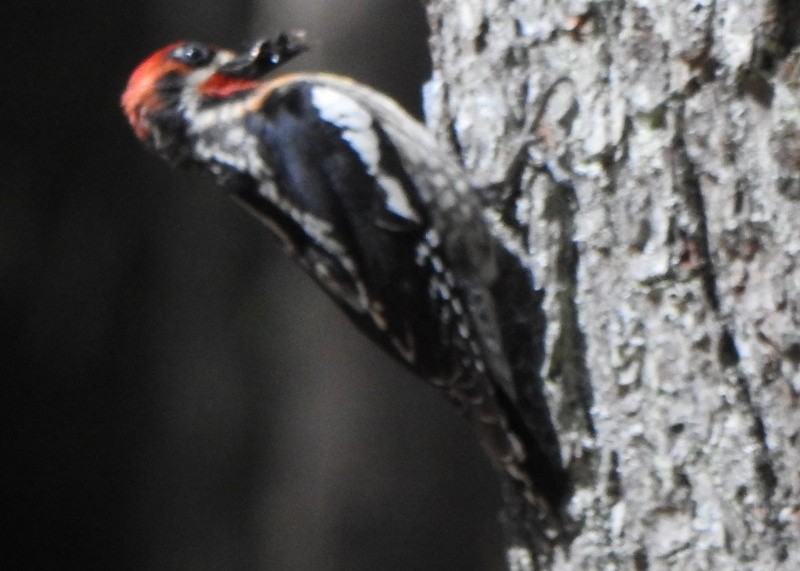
xmin=423 ymin=0 xmax=800 ymax=568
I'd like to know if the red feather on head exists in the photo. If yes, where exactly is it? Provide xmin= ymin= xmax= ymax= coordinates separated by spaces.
xmin=121 ymin=42 xmax=188 ymax=140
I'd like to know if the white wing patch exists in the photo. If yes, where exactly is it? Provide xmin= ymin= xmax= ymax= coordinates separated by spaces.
xmin=311 ymin=85 xmax=378 ymax=166
xmin=311 ymin=85 xmax=421 ymax=223
xmin=376 ymin=173 xmax=421 ymax=223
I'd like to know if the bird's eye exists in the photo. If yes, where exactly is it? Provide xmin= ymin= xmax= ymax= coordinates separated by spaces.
xmin=170 ymin=43 xmax=215 ymax=67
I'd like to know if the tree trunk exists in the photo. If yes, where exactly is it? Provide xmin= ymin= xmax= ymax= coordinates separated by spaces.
xmin=423 ymin=0 xmax=800 ymax=568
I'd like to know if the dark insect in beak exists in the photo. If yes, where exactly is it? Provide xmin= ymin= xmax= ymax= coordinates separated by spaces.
xmin=218 ymin=30 xmax=309 ymax=79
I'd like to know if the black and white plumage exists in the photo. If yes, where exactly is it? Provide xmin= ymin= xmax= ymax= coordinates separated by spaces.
xmin=121 ymin=34 xmax=570 ymax=510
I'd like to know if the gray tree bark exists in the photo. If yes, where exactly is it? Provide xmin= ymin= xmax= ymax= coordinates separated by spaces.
xmin=423 ymin=0 xmax=800 ymax=568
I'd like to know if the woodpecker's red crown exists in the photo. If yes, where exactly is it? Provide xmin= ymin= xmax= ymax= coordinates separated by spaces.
xmin=122 ymin=42 xmax=193 ymax=140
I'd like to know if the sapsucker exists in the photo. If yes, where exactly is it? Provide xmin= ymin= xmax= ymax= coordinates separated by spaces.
xmin=121 ymin=33 xmax=569 ymax=511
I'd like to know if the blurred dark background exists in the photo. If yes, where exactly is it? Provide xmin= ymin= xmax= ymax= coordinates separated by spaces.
xmin=2 ymin=1 xmax=503 ymax=569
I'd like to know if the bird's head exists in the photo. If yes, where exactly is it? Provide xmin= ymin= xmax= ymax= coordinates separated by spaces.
xmin=121 ymin=33 xmax=308 ymax=162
